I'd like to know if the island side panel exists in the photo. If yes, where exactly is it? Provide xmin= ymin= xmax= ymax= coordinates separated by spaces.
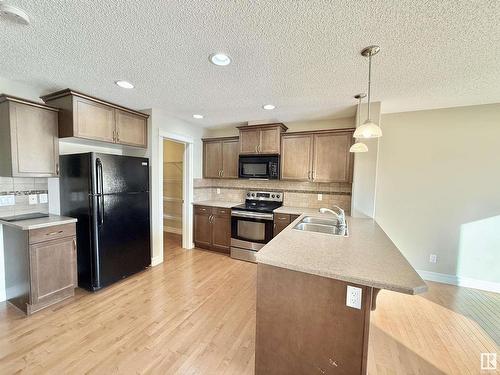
xmin=256 ymin=263 xmax=372 ymax=375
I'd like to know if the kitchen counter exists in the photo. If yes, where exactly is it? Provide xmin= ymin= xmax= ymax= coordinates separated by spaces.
xmin=0 ymin=215 xmax=77 ymax=230
xmin=192 ymin=200 xmax=242 ymax=208
xmin=256 ymin=213 xmax=427 ymax=295
xmin=273 ymin=206 xmax=321 ymax=215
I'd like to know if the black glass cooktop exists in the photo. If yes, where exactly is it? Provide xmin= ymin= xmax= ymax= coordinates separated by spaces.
xmin=1 ymin=212 xmax=49 ymax=222
xmin=233 ymin=201 xmax=282 ymax=213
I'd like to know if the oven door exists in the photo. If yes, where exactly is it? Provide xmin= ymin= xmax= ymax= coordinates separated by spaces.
xmin=231 ymin=211 xmax=274 ymax=250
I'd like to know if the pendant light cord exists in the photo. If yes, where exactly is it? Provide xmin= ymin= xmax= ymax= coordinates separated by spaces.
xmin=357 ymin=97 xmax=361 ymax=127
xmin=367 ymin=54 xmax=372 ymax=121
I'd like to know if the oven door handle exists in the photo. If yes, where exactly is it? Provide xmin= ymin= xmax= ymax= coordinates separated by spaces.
xmin=231 ymin=211 xmax=274 ymax=220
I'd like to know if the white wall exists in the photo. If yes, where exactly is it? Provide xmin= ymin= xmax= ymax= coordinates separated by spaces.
xmin=375 ymin=103 xmax=500 ymax=287
xmin=148 ymin=109 xmax=205 ymax=265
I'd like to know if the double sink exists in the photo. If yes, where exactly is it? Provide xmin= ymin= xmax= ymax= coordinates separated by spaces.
xmin=293 ymin=216 xmax=348 ymax=236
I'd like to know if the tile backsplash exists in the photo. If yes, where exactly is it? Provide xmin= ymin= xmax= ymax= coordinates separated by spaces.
xmin=0 ymin=177 xmax=49 ymax=218
xmin=194 ymin=178 xmax=352 ymax=213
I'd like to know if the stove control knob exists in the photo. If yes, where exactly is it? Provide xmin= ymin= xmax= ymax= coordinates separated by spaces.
xmin=247 ymin=193 xmax=251 ymax=197
xmin=251 ymin=193 xmax=255 ymax=197
xmin=271 ymin=194 xmax=275 ymax=198
xmin=276 ymin=194 xmax=280 ymax=199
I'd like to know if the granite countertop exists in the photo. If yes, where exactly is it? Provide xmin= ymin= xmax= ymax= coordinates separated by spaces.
xmin=192 ymin=200 xmax=242 ymax=208
xmin=273 ymin=206 xmax=321 ymax=215
xmin=256 ymin=213 xmax=427 ymax=295
xmin=0 ymin=215 xmax=77 ymax=230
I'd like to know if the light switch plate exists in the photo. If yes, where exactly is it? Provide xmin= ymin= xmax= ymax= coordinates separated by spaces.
xmin=0 ymin=194 xmax=15 ymax=207
xmin=28 ymin=194 xmax=38 ymax=205
xmin=346 ymin=285 xmax=362 ymax=309
xmin=216 ymin=188 xmax=221 ymax=195
xmin=317 ymin=193 xmax=323 ymax=201
xmin=39 ymin=193 xmax=48 ymax=204
xmin=429 ymin=254 xmax=437 ymax=263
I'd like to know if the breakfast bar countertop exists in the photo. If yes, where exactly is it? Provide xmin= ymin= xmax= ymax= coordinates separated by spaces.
xmin=256 ymin=213 xmax=427 ymax=295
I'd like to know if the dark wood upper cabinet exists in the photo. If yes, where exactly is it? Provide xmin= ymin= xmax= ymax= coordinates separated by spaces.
xmin=281 ymin=129 xmax=355 ymax=183
xmin=41 ymin=89 xmax=149 ymax=148
xmin=237 ymin=123 xmax=288 ymax=155
xmin=0 ymin=95 xmax=59 ymax=177
xmin=202 ymin=137 xmax=239 ymax=179
xmin=313 ymin=131 xmax=353 ymax=183
xmin=281 ymin=133 xmax=313 ymax=181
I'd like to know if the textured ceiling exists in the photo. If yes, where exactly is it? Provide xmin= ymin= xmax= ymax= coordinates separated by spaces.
xmin=0 ymin=0 xmax=499 ymax=127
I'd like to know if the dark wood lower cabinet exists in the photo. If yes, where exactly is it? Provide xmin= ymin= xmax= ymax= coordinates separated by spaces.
xmin=273 ymin=213 xmax=300 ymax=237
xmin=194 ymin=205 xmax=231 ymax=254
xmin=3 ymin=222 xmax=77 ymax=315
xmin=256 ymin=264 xmax=372 ymax=375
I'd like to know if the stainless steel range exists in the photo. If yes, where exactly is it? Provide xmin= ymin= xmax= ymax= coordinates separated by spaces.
xmin=231 ymin=191 xmax=283 ymax=262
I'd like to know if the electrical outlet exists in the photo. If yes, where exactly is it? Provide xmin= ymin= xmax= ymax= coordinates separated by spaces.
xmin=346 ymin=285 xmax=362 ymax=309
xmin=429 ymin=254 xmax=437 ymax=263
xmin=216 ymin=188 xmax=221 ymax=195
xmin=28 ymin=194 xmax=38 ymax=205
xmin=317 ymin=193 xmax=323 ymax=201
xmin=39 ymin=193 xmax=48 ymax=204
xmin=0 ymin=194 xmax=15 ymax=207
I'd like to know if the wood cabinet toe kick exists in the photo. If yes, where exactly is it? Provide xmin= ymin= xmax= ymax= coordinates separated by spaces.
xmin=3 ymin=222 xmax=77 ymax=315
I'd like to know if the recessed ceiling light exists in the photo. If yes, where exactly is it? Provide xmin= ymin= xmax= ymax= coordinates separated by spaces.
xmin=262 ymin=104 xmax=276 ymax=110
xmin=209 ymin=53 xmax=231 ymax=66
xmin=193 ymin=114 xmax=204 ymax=119
xmin=115 ymin=80 xmax=134 ymax=89
xmin=0 ymin=3 xmax=30 ymax=25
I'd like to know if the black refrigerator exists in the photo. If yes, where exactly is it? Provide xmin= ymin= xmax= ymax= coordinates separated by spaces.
xmin=59 ymin=153 xmax=151 ymax=291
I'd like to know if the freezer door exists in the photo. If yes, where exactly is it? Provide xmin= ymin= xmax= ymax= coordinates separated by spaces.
xmin=91 ymin=153 xmax=149 ymax=194
xmin=94 ymin=192 xmax=151 ymax=289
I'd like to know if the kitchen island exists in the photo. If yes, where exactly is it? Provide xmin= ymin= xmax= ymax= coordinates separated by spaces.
xmin=255 ymin=213 xmax=427 ymax=375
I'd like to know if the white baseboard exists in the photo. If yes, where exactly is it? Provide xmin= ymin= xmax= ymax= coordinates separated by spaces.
xmin=151 ymin=255 xmax=163 ymax=267
xmin=417 ymin=270 xmax=500 ymax=294
xmin=163 ymin=226 xmax=182 ymax=235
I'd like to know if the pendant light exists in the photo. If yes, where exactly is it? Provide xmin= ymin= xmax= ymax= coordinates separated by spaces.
xmin=353 ymin=45 xmax=383 ymax=139
xmin=350 ymin=93 xmax=368 ymax=153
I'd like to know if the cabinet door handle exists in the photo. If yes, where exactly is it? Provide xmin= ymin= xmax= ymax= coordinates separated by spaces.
xmin=46 ymin=230 xmax=63 ymax=236
xmin=312 ymin=170 xmax=315 ymax=181
xmin=116 ymin=131 xmax=120 ymax=142
xmin=221 ymin=170 xmax=224 ymax=177
xmin=308 ymin=171 xmax=311 ymax=181
xmin=56 ymin=163 xmax=59 ymax=176
xmin=72 ymin=238 xmax=77 ymax=251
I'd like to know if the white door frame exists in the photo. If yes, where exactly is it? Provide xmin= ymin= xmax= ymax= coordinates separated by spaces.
xmin=158 ymin=129 xmax=194 ymax=251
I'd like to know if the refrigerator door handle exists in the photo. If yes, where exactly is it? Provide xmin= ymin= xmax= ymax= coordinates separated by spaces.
xmin=96 ymin=158 xmax=104 ymax=226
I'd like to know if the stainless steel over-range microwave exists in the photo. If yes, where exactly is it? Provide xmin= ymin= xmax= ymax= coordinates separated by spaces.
xmin=238 ymin=155 xmax=280 ymax=179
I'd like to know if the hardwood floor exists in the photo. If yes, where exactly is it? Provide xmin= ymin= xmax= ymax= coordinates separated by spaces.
xmin=0 ymin=233 xmax=498 ymax=374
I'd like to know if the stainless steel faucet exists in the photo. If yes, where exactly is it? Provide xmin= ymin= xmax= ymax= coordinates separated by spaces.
xmin=319 ymin=206 xmax=346 ymax=227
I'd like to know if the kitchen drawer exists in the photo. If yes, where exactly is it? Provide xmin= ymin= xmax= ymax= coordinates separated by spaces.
xmin=213 ymin=207 xmax=230 ymax=216
xmin=29 ymin=223 xmax=76 ymax=244
xmin=274 ymin=213 xmax=291 ymax=224
xmin=194 ymin=205 xmax=211 ymax=215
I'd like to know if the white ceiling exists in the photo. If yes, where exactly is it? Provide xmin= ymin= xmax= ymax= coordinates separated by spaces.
xmin=0 ymin=0 xmax=499 ymax=127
